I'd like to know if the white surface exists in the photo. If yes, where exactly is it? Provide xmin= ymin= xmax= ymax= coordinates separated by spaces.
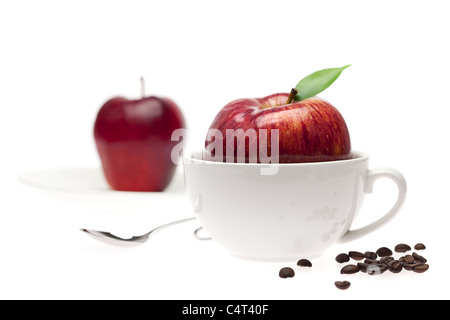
xmin=1 ymin=0 xmax=449 ymax=300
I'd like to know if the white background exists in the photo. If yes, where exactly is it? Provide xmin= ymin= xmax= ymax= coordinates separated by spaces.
xmin=1 ymin=0 xmax=449 ymax=300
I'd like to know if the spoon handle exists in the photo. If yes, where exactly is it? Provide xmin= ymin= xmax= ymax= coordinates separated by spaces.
xmin=144 ymin=217 xmax=197 ymax=238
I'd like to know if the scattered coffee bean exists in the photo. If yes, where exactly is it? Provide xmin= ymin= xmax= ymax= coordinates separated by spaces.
xmin=412 ymin=252 xmax=427 ymax=263
xmin=297 ymin=259 xmax=312 ymax=267
xmin=388 ymin=260 xmax=403 ymax=274
xmin=349 ymin=251 xmax=365 ymax=261
xmin=378 ymin=265 xmax=389 ymax=274
xmin=379 ymin=256 xmax=394 ymax=265
xmin=364 ymin=251 xmax=378 ymax=259
xmin=402 ymin=263 xmax=413 ymax=271
xmin=403 ymin=262 xmax=423 ymax=271
xmin=341 ymin=264 xmax=360 ymax=274
xmin=376 ymin=247 xmax=393 ymax=257
xmin=414 ymin=243 xmax=426 ymax=250
xmin=279 ymin=243 xmax=430 ymax=289
xmin=395 ymin=244 xmax=411 ymax=253
xmin=336 ymin=253 xmax=350 ymax=264
xmin=335 ymin=281 xmax=351 ymax=290
xmin=364 ymin=258 xmax=380 ymax=265
xmin=413 ymin=264 xmax=429 ymax=274
xmin=357 ymin=263 xmax=368 ymax=273
xmin=279 ymin=267 xmax=295 ymax=278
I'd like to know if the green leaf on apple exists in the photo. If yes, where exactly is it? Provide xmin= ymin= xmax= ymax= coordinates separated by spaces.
xmin=294 ymin=65 xmax=351 ymax=101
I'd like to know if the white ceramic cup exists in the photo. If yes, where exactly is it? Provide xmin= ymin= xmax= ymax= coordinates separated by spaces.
xmin=183 ymin=151 xmax=407 ymax=261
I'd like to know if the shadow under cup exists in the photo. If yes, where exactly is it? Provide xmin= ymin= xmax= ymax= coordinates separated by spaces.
xmin=183 ymin=151 xmax=407 ymax=261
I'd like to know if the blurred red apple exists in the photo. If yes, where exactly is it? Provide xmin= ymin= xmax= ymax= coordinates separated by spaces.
xmin=94 ymin=92 xmax=185 ymax=192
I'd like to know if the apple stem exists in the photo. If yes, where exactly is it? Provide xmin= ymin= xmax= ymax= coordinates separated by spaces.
xmin=140 ymin=76 xmax=146 ymax=98
xmin=286 ymin=88 xmax=298 ymax=104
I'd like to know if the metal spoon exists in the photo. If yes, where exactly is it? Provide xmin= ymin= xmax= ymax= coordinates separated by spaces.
xmin=81 ymin=217 xmax=204 ymax=247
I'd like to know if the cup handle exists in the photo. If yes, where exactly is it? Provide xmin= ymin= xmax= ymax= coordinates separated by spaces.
xmin=339 ymin=167 xmax=407 ymax=243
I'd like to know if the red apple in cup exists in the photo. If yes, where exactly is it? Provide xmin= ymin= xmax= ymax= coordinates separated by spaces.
xmin=206 ymin=95 xmax=351 ymax=163
xmin=205 ymin=66 xmax=352 ymax=163
xmin=94 ymin=81 xmax=185 ymax=191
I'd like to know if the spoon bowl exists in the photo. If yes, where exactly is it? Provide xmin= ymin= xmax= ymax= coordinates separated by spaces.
xmin=81 ymin=217 xmax=198 ymax=246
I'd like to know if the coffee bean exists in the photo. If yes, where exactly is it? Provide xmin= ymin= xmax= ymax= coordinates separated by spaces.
xmin=341 ymin=264 xmax=360 ymax=274
xmin=413 ymin=264 xmax=429 ymax=274
xmin=297 ymin=259 xmax=312 ymax=267
xmin=279 ymin=267 xmax=295 ymax=278
xmin=357 ymin=263 xmax=370 ymax=273
xmin=403 ymin=262 xmax=423 ymax=271
xmin=364 ymin=258 xmax=380 ymax=265
xmin=414 ymin=243 xmax=426 ymax=250
xmin=379 ymin=265 xmax=389 ymax=274
xmin=412 ymin=252 xmax=427 ymax=263
xmin=388 ymin=260 xmax=403 ymax=274
xmin=335 ymin=281 xmax=351 ymax=290
xmin=376 ymin=247 xmax=393 ymax=257
xmin=364 ymin=251 xmax=378 ymax=259
xmin=333 ymin=243 xmax=430 ymax=287
xmin=349 ymin=251 xmax=365 ymax=261
xmin=379 ymin=256 xmax=394 ymax=265
xmin=395 ymin=244 xmax=411 ymax=253
xmin=402 ymin=264 xmax=413 ymax=271
xmin=336 ymin=253 xmax=350 ymax=264
xmin=385 ymin=259 xmax=398 ymax=267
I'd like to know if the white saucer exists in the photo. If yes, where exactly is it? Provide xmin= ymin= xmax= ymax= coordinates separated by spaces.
xmin=19 ymin=166 xmax=185 ymax=196
xmin=19 ymin=167 xmax=188 ymax=215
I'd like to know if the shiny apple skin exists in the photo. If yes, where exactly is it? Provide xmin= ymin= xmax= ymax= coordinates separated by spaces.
xmin=206 ymin=93 xmax=351 ymax=163
xmin=94 ymin=96 xmax=185 ymax=191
